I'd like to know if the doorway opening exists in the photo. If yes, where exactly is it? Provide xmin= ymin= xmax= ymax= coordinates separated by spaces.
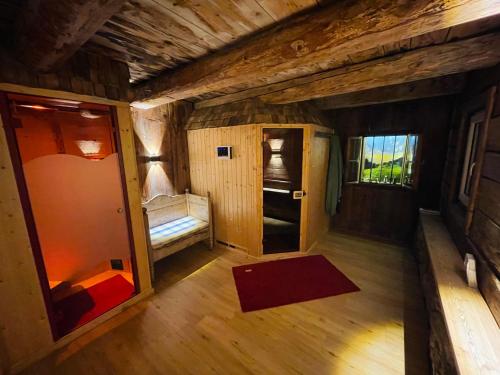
xmin=1 ymin=92 xmax=138 ymax=339
xmin=262 ymin=128 xmax=304 ymax=254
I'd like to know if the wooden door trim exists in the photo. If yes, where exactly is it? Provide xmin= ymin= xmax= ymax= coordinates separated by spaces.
xmin=0 ymin=91 xmax=61 ymax=340
xmin=110 ymin=107 xmax=141 ymax=291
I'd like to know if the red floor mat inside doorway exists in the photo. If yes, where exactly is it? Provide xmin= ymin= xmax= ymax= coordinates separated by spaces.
xmin=54 ymin=274 xmax=135 ymax=336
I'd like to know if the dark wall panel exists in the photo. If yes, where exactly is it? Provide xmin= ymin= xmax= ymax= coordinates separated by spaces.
xmin=327 ymin=96 xmax=454 ymax=243
xmin=440 ymin=63 xmax=500 ymax=325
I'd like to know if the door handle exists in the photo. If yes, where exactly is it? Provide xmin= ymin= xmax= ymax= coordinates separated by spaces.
xmin=293 ymin=191 xmax=305 ymax=199
xmin=117 ymin=207 xmax=124 ymax=213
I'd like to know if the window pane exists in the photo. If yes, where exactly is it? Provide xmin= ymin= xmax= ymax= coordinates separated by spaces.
xmin=362 ymin=136 xmax=393 ymax=183
xmin=403 ymin=135 xmax=418 ymax=186
xmin=345 ymin=161 xmax=360 ymax=183
xmin=358 ymin=133 xmax=418 ymax=187
xmin=361 ymin=137 xmax=374 ymax=182
xmin=464 ymin=124 xmax=481 ymax=195
xmin=347 ymin=137 xmax=362 ymax=161
xmin=346 ymin=137 xmax=362 ymax=183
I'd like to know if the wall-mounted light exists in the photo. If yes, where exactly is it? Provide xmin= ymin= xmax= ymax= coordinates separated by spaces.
xmin=145 ymin=155 xmax=162 ymax=162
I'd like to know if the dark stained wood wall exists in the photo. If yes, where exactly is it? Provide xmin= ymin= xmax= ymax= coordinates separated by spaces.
xmin=441 ymin=63 xmax=500 ymax=324
xmin=0 ymin=50 xmax=130 ymax=101
xmin=132 ymin=101 xmax=193 ymax=201
xmin=327 ymin=96 xmax=454 ymax=244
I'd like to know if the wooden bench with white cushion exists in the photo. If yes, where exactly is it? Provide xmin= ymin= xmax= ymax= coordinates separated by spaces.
xmin=142 ymin=190 xmax=213 ymax=278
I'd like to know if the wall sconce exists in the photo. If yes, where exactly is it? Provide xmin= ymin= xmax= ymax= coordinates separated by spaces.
xmin=146 ymin=155 xmax=162 ymax=162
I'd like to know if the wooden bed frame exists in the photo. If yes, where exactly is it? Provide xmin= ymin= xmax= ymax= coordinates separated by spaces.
xmin=142 ymin=190 xmax=213 ymax=280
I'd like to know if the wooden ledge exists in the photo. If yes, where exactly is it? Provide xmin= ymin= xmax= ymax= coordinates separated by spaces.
xmin=420 ymin=213 xmax=500 ymax=375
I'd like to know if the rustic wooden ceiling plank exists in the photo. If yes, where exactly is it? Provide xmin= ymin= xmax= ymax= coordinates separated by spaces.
xmin=127 ymin=0 xmax=224 ymax=50
xmin=133 ymin=0 xmax=500 ymax=107
xmin=97 ymin=21 xmax=194 ymax=68
xmin=256 ymin=0 xmax=318 ymax=21
xmin=153 ymin=0 xmax=275 ymax=43
xmin=14 ymin=0 xmax=127 ymax=72
xmin=259 ymin=32 xmax=500 ymax=104
xmin=312 ymin=75 xmax=466 ymax=110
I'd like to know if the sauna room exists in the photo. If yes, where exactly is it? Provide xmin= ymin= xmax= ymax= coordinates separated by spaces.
xmin=0 ymin=1 xmax=499 ymax=375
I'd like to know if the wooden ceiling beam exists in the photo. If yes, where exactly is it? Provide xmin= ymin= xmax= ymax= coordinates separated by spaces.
xmin=133 ymin=0 xmax=500 ymax=107
xmin=259 ymin=32 xmax=500 ymax=104
xmin=195 ymin=32 xmax=500 ymax=108
xmin=14 ymin=0 xmax=127 ymax=72
xmin=310 ymin=75 xmax=466 ymax=110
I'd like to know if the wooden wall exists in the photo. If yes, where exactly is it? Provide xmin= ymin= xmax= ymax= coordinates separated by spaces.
xmin=328 ymin=97 xmax=454 ymax=244
xmin=188 ymin=125 xmax=261 ymax=255
xmin=187 ymin=98 xmax=328 ymax=129
xmin=441 ymin=64 xmax=500 ymax=324
xmin=132 ymin=101 xmax=193 ymax=201
xmin=0 ymin=50 xmax=130 ymax=101
xmin=188 ymin=123 xmax=330 ymax=257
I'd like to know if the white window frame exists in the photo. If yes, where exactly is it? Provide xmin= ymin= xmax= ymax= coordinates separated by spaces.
xmin=458 ymin=111 xmax=485 ymax=206
xmin=345 ymin=136 xmax=363 ymax=183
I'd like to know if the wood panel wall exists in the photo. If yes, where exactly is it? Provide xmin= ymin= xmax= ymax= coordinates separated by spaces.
xmin=188 ymin=123 xmax=331 ymax=257
xmin=0 ymin=50 xmax=130 ymax=101
xmin=188 ymin=125 xmax=261 ymax=255
xmin=441 ymin=63 xmax=500 ymax=325
xmin=328 ymin=96 xmax=454 ymax=244
xmin=132 ymin=101 xmax=193 ymax=201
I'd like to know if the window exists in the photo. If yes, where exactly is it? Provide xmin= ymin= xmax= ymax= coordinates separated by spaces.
xmin=346 ymin=134 xmax=420 ymax=187
xmin=459 ymin=112 xmax=484 ymax=206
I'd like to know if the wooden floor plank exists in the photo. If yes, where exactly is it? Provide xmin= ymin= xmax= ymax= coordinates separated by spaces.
xmin=21 ymin=232 xmax=429 ymax=375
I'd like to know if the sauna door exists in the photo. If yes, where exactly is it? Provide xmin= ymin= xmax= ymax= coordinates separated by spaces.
xmin=1 ymin=92 xmax=138 ymax=339
xmin=262 ymin=128 xmax=304 ymax=254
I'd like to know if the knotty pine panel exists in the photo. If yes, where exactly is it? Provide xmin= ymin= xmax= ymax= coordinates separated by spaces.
xmin=187 ymin=125 xmax=260 ymax=255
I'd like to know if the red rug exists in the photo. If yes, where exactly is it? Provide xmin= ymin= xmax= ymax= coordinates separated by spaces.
xmin=54 ymin=274 xmax=135 ymax=336
xmin=232 ymin=255 xmax=359 ymax=312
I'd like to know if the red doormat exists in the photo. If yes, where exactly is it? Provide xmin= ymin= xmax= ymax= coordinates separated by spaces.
xmin=54 ymin=274 xmax=135 ymax=336
xmin=232 ymin=255 xmax=360 ymax=312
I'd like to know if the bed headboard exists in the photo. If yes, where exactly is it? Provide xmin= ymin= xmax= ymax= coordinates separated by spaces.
xmin=142 ymin=190 xmax=211 ymax=228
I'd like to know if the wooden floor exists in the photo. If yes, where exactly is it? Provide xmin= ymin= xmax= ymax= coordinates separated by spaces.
xmin=22 ymin=232 xmax=430 ymax=375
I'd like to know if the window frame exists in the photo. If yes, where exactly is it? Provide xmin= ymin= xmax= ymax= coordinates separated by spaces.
xmin=345 ymin=132 xmax=422 ymax=189
xmin=458 ymin=111 xmax=484 ymax=206
xmin=345 ymin=136 xmax=363 ymax=184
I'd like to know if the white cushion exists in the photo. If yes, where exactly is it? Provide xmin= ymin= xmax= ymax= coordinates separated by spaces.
xmin=149 ymin=216 xmax=208 ymax=249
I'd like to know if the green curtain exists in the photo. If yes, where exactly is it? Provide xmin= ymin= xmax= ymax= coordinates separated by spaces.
xmin=326 ymin=135 xmax=343 ymax=216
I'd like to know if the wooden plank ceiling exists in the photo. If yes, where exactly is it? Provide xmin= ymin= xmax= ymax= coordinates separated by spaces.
xmin=84 ymin=0 xmax=324 ymax=83
xmin=3 ymin=0 xmax=500 ymax=108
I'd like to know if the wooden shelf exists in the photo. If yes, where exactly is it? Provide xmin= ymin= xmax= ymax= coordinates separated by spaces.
xmin=420 ymin=213 xmax=500 ymax=375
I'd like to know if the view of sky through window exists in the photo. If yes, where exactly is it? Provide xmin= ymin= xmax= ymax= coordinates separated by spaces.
xmin=362 ymin=135 xmax=409 ymax=184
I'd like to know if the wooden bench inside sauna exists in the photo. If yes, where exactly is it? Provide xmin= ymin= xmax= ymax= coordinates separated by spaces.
xmin=142 ymin=190 xmax=213 ymax=277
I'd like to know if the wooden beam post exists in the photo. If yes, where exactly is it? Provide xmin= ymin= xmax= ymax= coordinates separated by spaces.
xmin=14 ymin=0 xmax=126 ymax=72
xmin=133 ymin=0 xmax=500 ymax=107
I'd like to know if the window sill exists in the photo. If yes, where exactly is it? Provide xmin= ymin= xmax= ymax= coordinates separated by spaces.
xmin=346 ymin=182 xmax=416 ymax=191
xmin=419 ymin=212 xmax=500 ymax=374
